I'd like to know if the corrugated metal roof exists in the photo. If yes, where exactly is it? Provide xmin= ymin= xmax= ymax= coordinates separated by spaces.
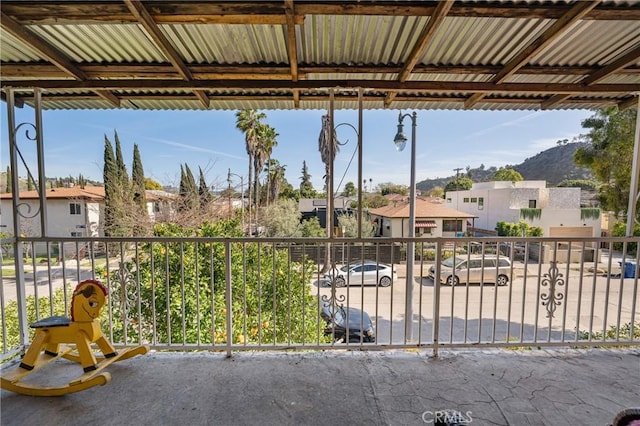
xmin=1 ymin=1 xmax=638 ymax=111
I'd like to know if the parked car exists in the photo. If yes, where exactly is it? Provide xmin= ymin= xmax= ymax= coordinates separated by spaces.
xmin=321 ymin=303 xmax=375 ymax=343
xmin=323 ymin=260 xmax=397 ymax=287
xmin=428 ymin=255 xmax=512 ymax=286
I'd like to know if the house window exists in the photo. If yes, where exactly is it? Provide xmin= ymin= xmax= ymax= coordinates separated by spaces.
xmin=71 ymin=231 xmax=83 ymax=237
xmin=442 ymin=220 xmax=462 ymax=232
xmin=529 ymin=200 xmax=537 ymax=208
xmin=470 ymin=197 xmax=477 ymax=203
xmin=478 ymin=197 xmax=484 ymax=210
xmin=154 ymin=202 xmax=161 ymax=213
xmin=417 ymin=227 xmax=432 ymax=236
xmin=463 ymin=198 xmax=469 ymax=203
xmin=69 ymin=203 xmax=81 ymax=215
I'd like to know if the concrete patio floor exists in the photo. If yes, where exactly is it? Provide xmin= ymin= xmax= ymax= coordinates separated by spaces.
xmin=1 ymin=348 xmax=639 ymax=425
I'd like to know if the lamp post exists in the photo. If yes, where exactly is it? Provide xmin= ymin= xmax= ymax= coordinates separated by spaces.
xmin=227 ymin=168 xmax=244 ymax=234
xmin=393 ymin=111 xmax=417 ymax=341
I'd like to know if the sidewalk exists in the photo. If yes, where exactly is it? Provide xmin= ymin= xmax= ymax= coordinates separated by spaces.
xmin=2 ymin=348 xmax=639 ymax=425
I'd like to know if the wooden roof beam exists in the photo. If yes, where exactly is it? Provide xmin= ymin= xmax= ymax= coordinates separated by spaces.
xmin=9 ymin=92 xmax=625 ymax=109
xmin=123 ymin=0 xmax=209 ymax=108
xmin=2 ymin=2 xmax=638 ymax=24
xmin=618 ymin=95 xmax=639 ymax=110
xmin=0 ymin=11 xmax=120 ymax=107
xmin=3 ymin=62 xmax=640 ymax=80
xmin=284 ymin=0 xmax=300 ymax=107
xmin=1 ymin=11 xmax=86 ymax=80
xmin=4 ymin=79 xmax=636 ymax=95
xmin=284 ymin=0 xmax=299 ymax=82
xmin=583 ymin=44 xmax=640 ymax=86
xmin=384 ymin=0 xmax=454 ymax=108
xmin=542 ymin=43 xmax=640 ymax=110
xmin=465 ymin=0 xmax=601 ymax=109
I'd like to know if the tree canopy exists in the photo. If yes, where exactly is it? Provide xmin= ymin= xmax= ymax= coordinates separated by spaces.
xmin=444 ymin=176 xmax=473 ymax=193
xmin=342 ymin=181 xmax=356 ymax=197
xmin=493 ymin=167 xmax=523 ymax=182
xmin=299 ymin=160 xmax=316 ymax=198
xmin=379 ymin=182 xmax=408 ymax=196
xmin=574 ymin=107 xmax=637 ymax=217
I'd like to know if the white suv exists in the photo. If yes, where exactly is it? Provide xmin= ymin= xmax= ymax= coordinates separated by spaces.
xmin=428 ymin=255 xmax=512 ymax=286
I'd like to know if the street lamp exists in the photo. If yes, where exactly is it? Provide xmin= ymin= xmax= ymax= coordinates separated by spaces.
xmin=393 ymin=111 xmax=417 ymax=341
xmin=227 ymin=168 xmax=244 ymax=234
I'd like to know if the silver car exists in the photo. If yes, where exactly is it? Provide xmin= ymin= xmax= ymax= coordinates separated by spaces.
xmin=428 ymin=255 xmax=512 ymax=286
xmin=324 ymin=261 xmax=397 ymax=287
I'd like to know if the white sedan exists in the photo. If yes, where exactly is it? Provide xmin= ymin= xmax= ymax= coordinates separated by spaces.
xmin=324 ymin=261 xmax=397 ymax=287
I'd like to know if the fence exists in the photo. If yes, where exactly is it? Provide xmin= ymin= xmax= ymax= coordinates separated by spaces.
xmin=1 ymin=236 xmax=638 ymax=359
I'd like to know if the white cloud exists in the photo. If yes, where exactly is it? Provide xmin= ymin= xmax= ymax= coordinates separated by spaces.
xmin=461 ymin=111 xmax=545 ymax=141
xmin=148 ymin=137 xmax=245 ymax=160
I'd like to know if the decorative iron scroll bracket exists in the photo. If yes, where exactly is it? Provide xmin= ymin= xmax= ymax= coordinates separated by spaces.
xmin=540 ymin=261 xmax=565 ymax=318
xmin=13 ymin=122 xmax=41 ymax=219
xmin=321 ymin=260 xmax=346 ymax=320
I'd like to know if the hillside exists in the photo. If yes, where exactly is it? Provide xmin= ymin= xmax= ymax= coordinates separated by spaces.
xmin=416 ymin=142 xmax=593 ymax=191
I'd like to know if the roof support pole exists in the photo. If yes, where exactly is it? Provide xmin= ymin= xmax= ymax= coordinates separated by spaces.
xmin=328 ymin=89 xmax=334 ymax=239
xmin=626 ymin=96 xmax=640 ymax=236
xmin=5 ymin=88 xmax=29 ymax=348
xmin=357 ymin=88 xmax=363 ymax=238
xmin=34 ymin=88 xmax=48 ymax=236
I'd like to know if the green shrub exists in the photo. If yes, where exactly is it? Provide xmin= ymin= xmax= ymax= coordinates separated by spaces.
xmin=612 ymin=222 xmax=639 ymax=254
xmin=1 ymin=288 xmax=71 ymax=353
xmin=106 ymin=219 xmax=326 ymax=346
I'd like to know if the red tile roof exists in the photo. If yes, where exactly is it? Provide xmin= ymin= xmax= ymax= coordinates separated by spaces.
xmin=0 ymin=185 xmax=105 ymax=200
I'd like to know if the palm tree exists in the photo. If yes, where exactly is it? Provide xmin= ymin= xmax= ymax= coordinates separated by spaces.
xmin=265 ymin=159 xmax=286 ymax=203
xmin=251 ymin=123 xmax=278 ymax=233
xmin=235 ymin=109 xmax=266 ymax=235
xmin=256 ymin=124 xmax=278 ymax=206
xmin=318 ymin=114 xmax=339 ymax=273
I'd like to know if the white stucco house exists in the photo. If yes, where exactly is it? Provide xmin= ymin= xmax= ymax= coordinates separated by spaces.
xmin=0 ymin=185 xmax=176 ymax=239
xmin=368 ymin=198 xmax=476 ymax=238
xmin=445 ymin=181 xmax=601 ymax=238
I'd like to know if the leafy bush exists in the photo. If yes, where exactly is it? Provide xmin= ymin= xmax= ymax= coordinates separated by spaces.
xmin=496 ymin=220 xmax=543 ymax=237
xmin=2 ymin=288 xmax=71 ymax=353
xmin=612 ymin=222 xmax=639 ymax=254
xmin=106 ymin=218 xmax=326 ymax=346
xmin=557 ymin=179 xmax=599 ymax=190
xmin=580 ymin=208 xmax=601 ymax=221
xmin=578 ymin=322 xmax=640 ymax=342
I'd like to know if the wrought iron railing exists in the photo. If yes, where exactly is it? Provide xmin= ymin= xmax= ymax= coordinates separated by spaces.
xmin=1 ymin=236 xmax=638 ymax=359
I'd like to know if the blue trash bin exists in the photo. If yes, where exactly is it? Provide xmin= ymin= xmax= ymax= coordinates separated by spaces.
xmin=623 ymin=261 xmax=637 ymax=278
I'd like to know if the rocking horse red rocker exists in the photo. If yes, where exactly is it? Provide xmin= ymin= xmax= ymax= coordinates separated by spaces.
xmin=1 ymin=279 xmax=149 ymax=396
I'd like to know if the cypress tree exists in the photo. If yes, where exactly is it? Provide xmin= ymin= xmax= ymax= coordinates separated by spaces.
xmin=132 ymin=143 xmax=146 ymax=210
xmin=114 ymin=130 xmax=129 ymax=185
xmin=198 ymin=166 xmax=211 ymax=206
xmin=103 ymin=135 xmax=118 ymax=236
xmin=178 ymin=165 xmax=188 ymax=212
xmin=5 ymin=166 xmax=11 ymax=193
xmin=184 ymin=164 xmax=198 ymax=210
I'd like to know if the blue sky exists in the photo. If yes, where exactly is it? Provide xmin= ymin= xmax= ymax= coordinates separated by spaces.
xmin=1 ymin=104 xmax=593 ymax=193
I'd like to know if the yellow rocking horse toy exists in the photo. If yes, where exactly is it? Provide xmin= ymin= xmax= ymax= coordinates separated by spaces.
xmin=1 ymin=279 xmax=149 ymax=396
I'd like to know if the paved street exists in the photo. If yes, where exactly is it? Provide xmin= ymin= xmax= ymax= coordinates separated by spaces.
xmin=315 ymin=260 xmax=638 ymax=345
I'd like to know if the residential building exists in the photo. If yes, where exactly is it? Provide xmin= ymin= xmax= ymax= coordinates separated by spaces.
xmin=0 ymin=185 xmax=176 ymax=238
xmin=368 ymin=198 xmax=476 ymax=238
xmin=298 ymin=197 xmax=353 ymax=229
xmin=445 ymin=181 xmax=601 ymax=238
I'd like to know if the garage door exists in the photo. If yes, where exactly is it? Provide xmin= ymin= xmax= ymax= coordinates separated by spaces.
xmin=549 ymin=227 xmax=593 ymax=238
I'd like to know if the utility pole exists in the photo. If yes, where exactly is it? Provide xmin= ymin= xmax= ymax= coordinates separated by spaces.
xmin=453 ymin=167 xmax=463 ymax=210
